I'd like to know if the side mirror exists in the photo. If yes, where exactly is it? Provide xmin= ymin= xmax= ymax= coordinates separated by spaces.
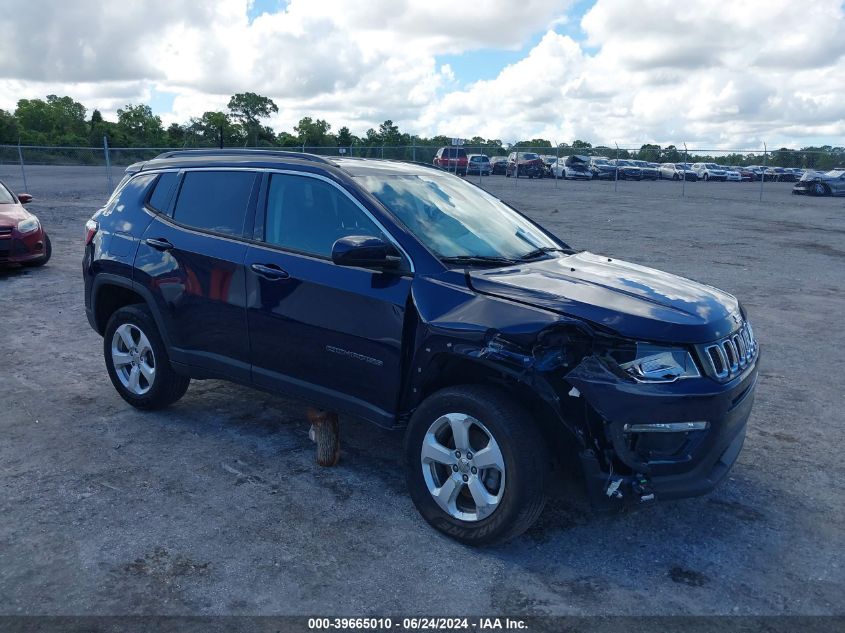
xmin=18 ymin=193 xmax=33 ymax=204
xmin=332 ymin=236 xmax=401 ymax=270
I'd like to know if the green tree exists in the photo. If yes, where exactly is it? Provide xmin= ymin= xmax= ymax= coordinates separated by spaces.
xmin=638 ymin=144 xmax=662 ymax=162
xmin=336 ymin=126 xmax=353 ymax=147
xmin=572 ymin=139 xmax=592 ymax=149
xmin=15 ymin=95 xmax=87 ymax=144
xmin=294 ymin=116 xmax=331 ymax=146
xmin=227 ymin=92 xmax=278 ymax=146
xmin=0 ymin=109 xmax=19 ymax=143
xmin=116 ymin=104 xmax=164 ymax=146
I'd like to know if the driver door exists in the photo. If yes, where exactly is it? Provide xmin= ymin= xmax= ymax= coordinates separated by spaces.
xmin=245 ymin=172 xmax=412 ymax=424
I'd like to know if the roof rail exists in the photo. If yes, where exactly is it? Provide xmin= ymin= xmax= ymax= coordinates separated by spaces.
xmin=152 ymin=148 xmax=335 ymax=164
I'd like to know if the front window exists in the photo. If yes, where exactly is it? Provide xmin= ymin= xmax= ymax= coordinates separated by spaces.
xmin=0 ymin=183 xmax=16 ymax=204
xmin=356 ymin=171 xmax=557 ymax=261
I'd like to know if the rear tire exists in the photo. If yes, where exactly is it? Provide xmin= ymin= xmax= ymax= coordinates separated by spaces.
xmin=104 ymin=304 xmax=190 ymax=410
xmin=404 ymin=385 xmax=547 ymax=545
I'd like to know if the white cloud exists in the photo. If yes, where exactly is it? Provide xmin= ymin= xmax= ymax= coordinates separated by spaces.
xmin=0 ymin=0 xmax=843 ymax=148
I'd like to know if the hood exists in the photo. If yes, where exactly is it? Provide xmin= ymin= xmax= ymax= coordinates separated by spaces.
xmin=0 ymin=203 xmax=29 ymax=225
xmin=468 ymin=251 xmax=740 ymax=344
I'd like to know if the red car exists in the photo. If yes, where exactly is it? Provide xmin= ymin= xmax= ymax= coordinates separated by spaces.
xmin=432 ymin=147 xmax=468 ymax=176
xmin=0 ymin=180 xmax=51 ymax=267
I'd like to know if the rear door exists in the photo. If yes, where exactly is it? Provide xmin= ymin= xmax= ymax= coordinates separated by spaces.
xmin=135 ymin=169 xmax=259 ymax=381
xmin=244 ymin=171 xmax=413 ymax=424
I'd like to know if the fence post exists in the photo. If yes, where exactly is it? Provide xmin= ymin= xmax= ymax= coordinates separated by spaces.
xmin=17 ymin=140 xmax=28 ymax=193
xmin=103 ymin=136 xmax=113 ymax=192
xmin=555 ymin=141 xmax=559 ymax=188
xmin=759 ymin=142 xmax=767 ymax=201
xmin=614 ymin=143 xmax=619 ymax=192
xmin=412 ymin=143 xmax=416 ymax=163
xmin=682 ymin=142 xmax=688 ymax=198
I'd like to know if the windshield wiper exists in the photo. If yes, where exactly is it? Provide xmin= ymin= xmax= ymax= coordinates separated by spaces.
xmin=440 ymin=255 xmax=518 ymax=267
xmin=517 ymin=246 xmax=569 ymax=261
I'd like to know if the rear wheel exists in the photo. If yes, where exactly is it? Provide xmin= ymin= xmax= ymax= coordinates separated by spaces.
xmin=404 ymin=385 xmax=547 ymax=545
xmin=104 ymin=304 xmax=190 ymax=410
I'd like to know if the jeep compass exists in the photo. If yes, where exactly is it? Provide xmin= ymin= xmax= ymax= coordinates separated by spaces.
xmin=83 ymin=150 xmax=758 ymax=544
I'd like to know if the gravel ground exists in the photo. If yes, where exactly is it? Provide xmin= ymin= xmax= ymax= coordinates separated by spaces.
xmin=1 ymin=165 xmax=843 ymax=616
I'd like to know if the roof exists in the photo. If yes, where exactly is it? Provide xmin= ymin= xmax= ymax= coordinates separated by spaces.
xmin=131 ymin=149 xmax=442 ymax=178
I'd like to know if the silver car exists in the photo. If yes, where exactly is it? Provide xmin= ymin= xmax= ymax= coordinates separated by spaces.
xmin=792 ymin=168 xmax=845 ymax=196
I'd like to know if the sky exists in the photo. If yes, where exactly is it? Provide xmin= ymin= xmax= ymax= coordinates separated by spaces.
xmin=0 ymin=0 xmax=843 ymax=149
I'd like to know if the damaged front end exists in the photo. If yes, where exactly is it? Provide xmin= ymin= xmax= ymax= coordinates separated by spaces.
xmin=565 ymin=332 xmax=758 ymax=510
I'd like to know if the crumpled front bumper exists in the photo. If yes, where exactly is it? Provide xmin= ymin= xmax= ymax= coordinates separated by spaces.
xmin=565 ymin=353 xmax=759 ymax=509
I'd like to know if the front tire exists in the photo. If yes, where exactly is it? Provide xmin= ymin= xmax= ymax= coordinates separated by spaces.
xmin=104 ymin=304 xmax=190 ymax=410
xmin=812 ymin=182 xmax=829 ymax=196
xmin=404 ymin=385 xmax=547 ymax=545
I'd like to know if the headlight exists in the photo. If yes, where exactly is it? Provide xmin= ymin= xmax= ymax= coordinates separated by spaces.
xmin=17 ymin=216 xmax=40 ymax=233
xmin=598 ymin=340 xmax=700 ymax=383
xmin=619 ymin=343 xmax=700 ymax=382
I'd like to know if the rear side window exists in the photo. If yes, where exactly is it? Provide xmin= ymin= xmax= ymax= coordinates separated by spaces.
xmin=148 ymin=172 xmax=179 ymax=212
xmin=173 ymin=171 xmax=256 ymax=236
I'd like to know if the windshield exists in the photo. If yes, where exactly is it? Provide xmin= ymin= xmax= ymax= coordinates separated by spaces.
xmin=519 ymin=153 xmax=538 ymax=160
xmin=704 ymin=163 xmax=720 ymax=169
xmin=593 ymin=159 xmax=610 ymax=166
xmin=0 ymin=182 xmax=16 ymax=204
xmin=356 ymin=172 xmax=557 ymax=261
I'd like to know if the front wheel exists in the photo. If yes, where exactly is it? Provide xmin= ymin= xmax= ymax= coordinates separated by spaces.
xmin=812 ymin=182 xmax=828 ymax=196
xmin=104 ymin=304 xmax=190 ymax=410
xmin=23 ymin=233 xmax=51 ymax=267
xmin=404 ymin=385 xmax=547 ymax=545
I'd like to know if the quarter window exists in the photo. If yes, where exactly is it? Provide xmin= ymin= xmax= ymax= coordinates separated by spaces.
xmin=148 ymin=172 xmax=179 ymax=212
xmin=173 ymin=171 xmax=256 ymax=236
xmin=264 ymin=174 xmax=384 ymax=257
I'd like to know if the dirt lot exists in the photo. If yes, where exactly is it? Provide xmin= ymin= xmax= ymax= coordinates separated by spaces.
xmin=1 ymin=165 xmax=843 ymax=616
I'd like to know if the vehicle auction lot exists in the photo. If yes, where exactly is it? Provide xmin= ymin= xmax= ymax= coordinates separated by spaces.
xmin=1 ymin=166 xmax=843 ymax=616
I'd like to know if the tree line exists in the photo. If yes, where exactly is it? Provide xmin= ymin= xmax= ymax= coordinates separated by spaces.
xmin=1 ymin=93 xmax=842 ymax=169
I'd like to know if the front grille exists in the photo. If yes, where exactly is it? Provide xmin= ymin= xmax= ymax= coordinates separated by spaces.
xmin=0 ymin=225 xmax=12 ymax=238
xmin=701 ymin=321 xmax=757 ymax=381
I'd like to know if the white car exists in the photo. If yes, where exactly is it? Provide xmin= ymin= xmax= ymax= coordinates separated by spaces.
xmin=551 ymin=155 xmax=593 ymax=180
xmin=692 ymin=162 xmax=728 ymax=181
xmin=659 ymin=163 xmax=697 ymax=181
xmin=719 ymin=166 xmax=742 ymax=182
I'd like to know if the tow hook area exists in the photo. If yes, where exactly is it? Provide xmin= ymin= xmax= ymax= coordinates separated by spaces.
xmin=581 ymin=449 xmax=656 ymax=510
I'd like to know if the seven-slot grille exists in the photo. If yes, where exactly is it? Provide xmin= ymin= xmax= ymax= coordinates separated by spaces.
xmin=702 ymin=322 xmax=757 ymax=380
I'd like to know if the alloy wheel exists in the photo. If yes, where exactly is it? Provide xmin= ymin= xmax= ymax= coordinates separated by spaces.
xmin=420 ymin=413 xmax=506 ymax=522
xmin=111 ymin=323 xmax=156 ymax=395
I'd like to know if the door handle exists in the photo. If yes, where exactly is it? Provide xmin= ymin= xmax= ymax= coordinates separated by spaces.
xmin=250 ymin=263 xmax=289 ymax=280
xmin=145 ymin=237 xmax=174 ymax=251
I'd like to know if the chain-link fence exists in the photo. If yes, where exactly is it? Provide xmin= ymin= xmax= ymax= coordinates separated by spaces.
xmin=1 ymin=143 xmax=842 ymax=200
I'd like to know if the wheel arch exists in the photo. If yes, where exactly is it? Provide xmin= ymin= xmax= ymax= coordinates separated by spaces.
xmin=91 ymin=274 xmax=171 ymax=349
xmin=409 ymin=352 xmax=581 ymax=464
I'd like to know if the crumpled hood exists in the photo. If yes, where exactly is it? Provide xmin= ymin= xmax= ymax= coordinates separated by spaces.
xmin=468 ymin=251 xmax=741 ymax=344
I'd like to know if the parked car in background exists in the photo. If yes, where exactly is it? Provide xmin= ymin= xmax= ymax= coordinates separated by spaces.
xmin=589 ymin=157 xmax=616 ymax=180
xmin=609 ymin=159 xmax=643 ymax=180
xmin=0 ymin=180 xmax=51 ymax=267
xmin=746 ymin=166 xmax=766 ymax=181
xmin=540 ymin=155 xmax=557 ymax=177
xmin=730 ymin=166 xmax=754 ymax=182
xmin=792 ymin=168 xmax=845 ymax=196
xmin=489 ymin=156 xmax=508 ymax=175
xmin=659 ymin=163 xmax=698 ymax=181
xmin=692 ymin=163 xmax=727 ymax=181
xmin=785 ymin=167 xmax=805 ymax=181
xmin=552 ymin=155 xmax=593 ymax=180
xmin=506 ymin=152 xmax=544 ymax=178
xmin=764 ymin=167 xmax=795 ymax=182
xmin=466 ymin=154 xmax=492 ymax=176
xmin=630 ymin=160 xmax=659 ymax=180
xmin=84 ymin=149 xmax=758 ymax=544
xmin=433 ymin=147 xmax=468 ymax=176
xmin=719 ymin=166 xmax=742 ymax=182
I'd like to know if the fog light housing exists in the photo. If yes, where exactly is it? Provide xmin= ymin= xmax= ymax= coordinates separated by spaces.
xmin=623 ymin=421 xmax=709 ymax=433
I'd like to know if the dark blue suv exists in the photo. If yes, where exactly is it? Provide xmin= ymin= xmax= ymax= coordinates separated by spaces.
xmin=83 ymin=149 xmax=758 ymax=544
